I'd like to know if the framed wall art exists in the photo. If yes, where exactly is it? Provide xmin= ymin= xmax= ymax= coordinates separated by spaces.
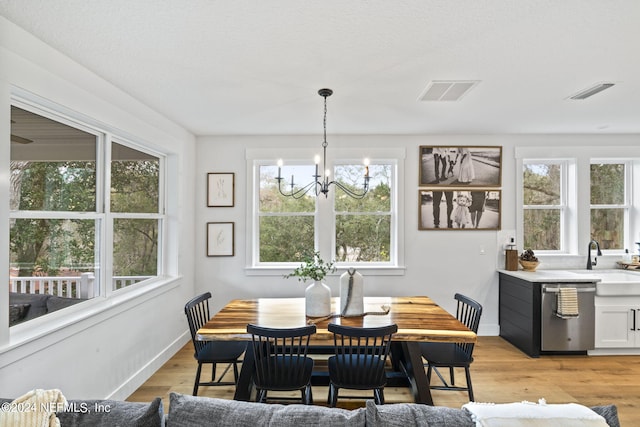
xmin=418 ymin=189 xmax=501 ymax=230
xmin=207 ymin=172 xmax=235 ymax=207
xmin=419 ymin=146 xmax=502 ymax=187
xmin=207 ymin=222 xmax=235 ymax=256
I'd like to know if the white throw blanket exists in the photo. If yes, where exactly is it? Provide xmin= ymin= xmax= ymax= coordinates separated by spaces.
xmin=0 ymin=389 xmax=67 ymax=427
xmin=462 ymin=400 xmax=609 ymax=427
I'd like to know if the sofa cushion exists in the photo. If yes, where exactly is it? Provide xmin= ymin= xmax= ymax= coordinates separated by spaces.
xmin=55 ymin=397 xmax=163 ymax=427
xmin=46 ymin=295 xmax=85 ymax=313
xmin=168 ymin=392 xmax=366 ymax=427
xmin=9 ymin=304 xmax=30 ymax=325
xmin=366 ymin=401 xmax=620 ymax=427
xmin=366 ymin=400 xmax=473 ymax=427
xmin=9 ymin=292 xmax=50 ymax=320
xmin=590 ymin=405 xmax=620 ymax=427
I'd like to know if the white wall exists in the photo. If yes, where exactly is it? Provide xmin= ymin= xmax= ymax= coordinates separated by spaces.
xmin=196 ymin=134 xmax=640 ymax=336
xmin=0 ymin=17 xmax=196 ymax=400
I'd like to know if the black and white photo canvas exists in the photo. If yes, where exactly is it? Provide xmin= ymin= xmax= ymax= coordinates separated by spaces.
xmin=419 ymin=146 xmax=502 ymax=187
xmin=418 ymin=189 xmax=501 ymax=230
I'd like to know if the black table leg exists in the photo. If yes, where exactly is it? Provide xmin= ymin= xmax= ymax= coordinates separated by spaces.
xmin=395 ymin=341 xmax=433 ymax=405
xmin=233 ymin=343 xmax=255 ymax=401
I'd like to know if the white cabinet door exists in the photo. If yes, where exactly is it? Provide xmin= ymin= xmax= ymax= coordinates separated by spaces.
xmin=595 ymin=305 xmax=638 ymax=348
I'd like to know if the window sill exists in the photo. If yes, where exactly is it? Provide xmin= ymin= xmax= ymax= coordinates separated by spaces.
xmin=245 ymin=266 xmax=406 ymax=277
xmin=0 ymin=275 xmax=181 ymax=364
xmin=532 ymin=253 xmax=623 ymax=270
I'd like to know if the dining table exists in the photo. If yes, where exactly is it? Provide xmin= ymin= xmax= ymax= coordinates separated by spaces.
xmin=196 ymin=295 xmax=476 ymax=405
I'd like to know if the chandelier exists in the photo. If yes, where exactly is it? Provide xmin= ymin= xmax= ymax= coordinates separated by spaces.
xmin=276 ymin=88 xmax=370 ymax=199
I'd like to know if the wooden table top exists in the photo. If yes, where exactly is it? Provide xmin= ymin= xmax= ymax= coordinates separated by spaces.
xmin=197 ymin=296 xmax=476 ymax=344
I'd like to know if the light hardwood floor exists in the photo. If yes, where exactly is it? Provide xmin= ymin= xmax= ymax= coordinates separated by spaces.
xmin=128 ymin=336 xmax=639 ymax=425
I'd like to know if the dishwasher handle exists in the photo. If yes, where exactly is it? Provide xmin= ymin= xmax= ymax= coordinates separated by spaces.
xmin=542 ymin=286 xmax=596 ymax=293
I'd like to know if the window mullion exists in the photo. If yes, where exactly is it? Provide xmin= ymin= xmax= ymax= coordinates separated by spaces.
xmin=102 ymin=134 xmax=112 ymax=298
xmin=317 ymin=187 xmax=334 ymax=262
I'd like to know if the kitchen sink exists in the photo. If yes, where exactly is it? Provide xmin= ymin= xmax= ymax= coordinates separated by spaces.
xmin=573 ymin=269 xmax=640 ymax=295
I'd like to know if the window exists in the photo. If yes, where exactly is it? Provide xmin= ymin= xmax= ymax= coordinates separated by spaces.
xmin=590 ymin=161 xmax=628 ymax=250
xmin=522 ymin=161 xmax=566 ymax=251
xmin=258 ymin=163 xmax=316 ymax=262
xmin=110 ymin=142 xmax=162 ymax=289
xmin=250 ymin=148 xmax=402 ymax=269
xmin=518 ymin=146 xmax=636 ymax=256
xmin=334 ymin=163 xmax=392 ymax=262
xmin=9 ymin=100 xmax=165 ymax=326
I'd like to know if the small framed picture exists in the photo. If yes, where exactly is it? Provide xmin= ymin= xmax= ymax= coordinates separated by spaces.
xmin=207 ymin=222 xmax=235 ymax=256
xmin=418 ymin=189 xmax=502 ymax=230
xmin=419 ymin=146 xmax=502 ymax=187
xmin=207 ymin=172 xmax=235 ymax=207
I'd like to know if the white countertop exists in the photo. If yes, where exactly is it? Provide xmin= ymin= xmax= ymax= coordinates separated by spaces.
xmin=500 ymin=269 xmax=640 ymax=295
xmin=498 ymin=269 xmax=602 ymax=283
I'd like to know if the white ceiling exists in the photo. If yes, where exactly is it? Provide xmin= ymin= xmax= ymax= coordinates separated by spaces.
xmin=1 ymin=0 xmax=640 ymax=136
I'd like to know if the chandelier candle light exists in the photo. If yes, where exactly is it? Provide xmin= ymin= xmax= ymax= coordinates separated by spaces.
xmin=276 ymin=88 xmax=370 ymax=199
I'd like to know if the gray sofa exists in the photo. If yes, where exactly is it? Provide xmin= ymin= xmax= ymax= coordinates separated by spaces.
xmin=9 ymin=292 xmax=85 ymax=326
xmin=166 ymin=395 xmax=621 ymax=427
xmin=0 ymin=393 xmax=622 ymax=427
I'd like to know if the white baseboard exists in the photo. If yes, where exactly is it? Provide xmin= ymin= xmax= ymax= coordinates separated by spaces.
xmin=478 ymin=323 xmax=499 ymax=336
xmin=107 ymin=331 xmax=190 ymax=401
xmin=588 ymin=348 xmax=640 ymax=356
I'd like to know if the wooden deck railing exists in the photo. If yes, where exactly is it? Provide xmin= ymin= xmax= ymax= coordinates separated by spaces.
xmin=9 ymin=273 xmax=152 ymax=299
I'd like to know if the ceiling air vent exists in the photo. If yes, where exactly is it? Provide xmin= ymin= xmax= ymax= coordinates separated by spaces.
xmin=568 ymin=82 xmax=615 ymax=100
xmin=419 ymin=80 xmax=479 ymax=102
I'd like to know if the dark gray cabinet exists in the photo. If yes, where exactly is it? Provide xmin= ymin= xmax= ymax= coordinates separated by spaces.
xmin=499 ymin=272 xmax=542 ymax=357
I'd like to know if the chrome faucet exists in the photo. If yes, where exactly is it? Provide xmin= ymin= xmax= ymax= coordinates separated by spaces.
xmin=586 ymin=240 xmax=602 ymax=270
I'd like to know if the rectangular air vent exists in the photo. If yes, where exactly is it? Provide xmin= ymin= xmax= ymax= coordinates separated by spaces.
xmin=419 ymin=80 xmax=479 ymax=102
xmin=568 ymin=82 xmax=615 ymax=100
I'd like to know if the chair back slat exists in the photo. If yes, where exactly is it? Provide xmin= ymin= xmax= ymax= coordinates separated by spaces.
xmin=247 ymin=324 xmax=316 ymax=390
xmin=184 ymin=292 xmax=212 ymax=354
xmin=328 ymin=323 xmax=397 ymax=388
xmin=453 ymin=293 xmax=483 ymax=357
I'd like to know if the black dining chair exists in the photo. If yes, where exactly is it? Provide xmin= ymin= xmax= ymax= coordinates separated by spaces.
xmin=420 ymin=293 xmax=483 ymax=401
xmin=327 ymin=323 xmax=398 ymax=407
xmin=184 ymin=292 xmax=246 ymax=396
xmin=247 ymin=323 xmax=316 ymax=404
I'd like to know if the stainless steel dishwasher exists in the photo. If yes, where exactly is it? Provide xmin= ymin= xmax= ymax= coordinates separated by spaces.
xmin=541 ymin=283 xmax=596 ymax=352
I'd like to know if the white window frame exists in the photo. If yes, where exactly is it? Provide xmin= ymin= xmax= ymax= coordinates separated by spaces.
xmin=516 ymin=146 xmax=639 ymax=259
xmin=521 ymin=159 xmax=572 ymax=253
xmin=8 ymin=92 xmax=170 ymax=340
xmin=331 ymin=158 xmax=398 ymax=268
xmin=246 ymin=147 xmax=405 ymax=276
xmin=589 ymin=159 xmax=632 ymax=252
xmin=107 ymin=136 xmax=166 ymax=293
xmin=253 ymin=158 xmax=318 ymax=268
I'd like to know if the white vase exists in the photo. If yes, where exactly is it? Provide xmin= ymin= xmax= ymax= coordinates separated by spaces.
xmin=305 ymin=280 xmax=331 ymax=317
xmin=340 ymin=268 xmax=364 ymax=316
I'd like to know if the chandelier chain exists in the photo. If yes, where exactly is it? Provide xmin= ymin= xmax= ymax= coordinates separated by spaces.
xmin=322 ymin=94 xmax=328 ymax=149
